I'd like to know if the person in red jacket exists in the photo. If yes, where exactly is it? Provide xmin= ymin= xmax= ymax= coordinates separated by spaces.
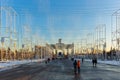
xmin=77 ymin=60 xmax=81 ymax=74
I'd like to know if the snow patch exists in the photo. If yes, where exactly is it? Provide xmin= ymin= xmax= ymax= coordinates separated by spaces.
xmin=0 ymin=59 xmax=45 ymax=72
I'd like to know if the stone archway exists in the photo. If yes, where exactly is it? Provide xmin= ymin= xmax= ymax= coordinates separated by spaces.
xmin=57 ymin=50 xmax=63 ymax=55
xmin=57 ymin=50 xmax=64 ymax=58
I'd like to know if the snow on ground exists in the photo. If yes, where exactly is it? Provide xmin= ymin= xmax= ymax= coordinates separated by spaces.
xmin=0 ymin=59 xmax=45 ymax=72
xmin=98 ymin=60 xmax=120 ymax=66
xmin=1 ymin=58 xmax=120 ymax=72
xmin=75 ymin=58 xmax=120 ymax=66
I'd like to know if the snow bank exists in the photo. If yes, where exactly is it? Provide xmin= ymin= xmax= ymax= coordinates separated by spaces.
xmin=74 ymin=58 xmax=120 ymax=66
xmin=0 ymin=59 xmax=45 ymax=72
xmin=85 ymin=59 xmax=120 ymax=66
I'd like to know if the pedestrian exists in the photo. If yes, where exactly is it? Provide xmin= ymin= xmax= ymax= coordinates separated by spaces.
xmin=73 ymin=60 xmax=77 ymax=74
xmin=82 ymin=58 xmax=84 ymax=63
xmin=77 ymin=60 xmax=81 ymax=74
xmin=92 ymin=58 xmax=95 ymax=67
xmin=48 ymin=58 xmax=50 ymax=63
xmin=45 ymin=59 xmax=48 ymax=64
xmin=94 ymin=57 xmax=97 ymax=67
xmin=71 ymin=57 xmax=74 ymax=61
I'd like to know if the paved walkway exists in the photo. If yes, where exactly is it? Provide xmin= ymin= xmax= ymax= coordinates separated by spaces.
xmin=0 ymin=59 xmax=120 ymax=80
xmin=81 ymin=61 xmax=120 ymax=80
xmin=32 ymin=59 xmax=77 ymax=80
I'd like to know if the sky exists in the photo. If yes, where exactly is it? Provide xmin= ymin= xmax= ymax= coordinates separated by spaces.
xmin=1 ymin=0 xmax=120 ymax=51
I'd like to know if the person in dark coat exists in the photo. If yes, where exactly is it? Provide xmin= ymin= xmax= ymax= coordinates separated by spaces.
xmin=92 ymin=57 xmax=97 ymax=67
xmin=48 ymin=58 xmax=50 ymax=62
xmin=82 ymin=58 xmax=84 ymax=63
xmin=73 ymin=60 xmax=77 ymax=74
xmin=94 ymin=57 xmax=97 ymax=67
xmin=92 ymin=58 xmax=95 ymax=67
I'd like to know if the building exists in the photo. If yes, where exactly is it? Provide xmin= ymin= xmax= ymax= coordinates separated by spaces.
xmin=49 ymin=39 xmax=74 ymax=58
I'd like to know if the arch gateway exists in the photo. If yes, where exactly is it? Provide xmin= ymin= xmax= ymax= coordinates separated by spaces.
xmin=49 ymin=39 xmax=74 ymax=58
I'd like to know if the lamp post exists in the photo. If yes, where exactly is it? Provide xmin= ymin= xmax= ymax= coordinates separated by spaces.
xmin=103 ymin=42 xmax=106 ymax=60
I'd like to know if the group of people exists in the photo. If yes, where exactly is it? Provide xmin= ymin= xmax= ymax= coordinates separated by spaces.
xmin=73 ymin=60 xmax=81 ymax=74
xmin=45 ymin=58 xmax=51 ymax=64
xmin=73 ymin=57 xmax=97 ymax=74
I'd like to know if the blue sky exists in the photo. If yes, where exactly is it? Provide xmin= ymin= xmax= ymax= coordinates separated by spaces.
xmin=1 ymin=0 xmax=120 ymax=50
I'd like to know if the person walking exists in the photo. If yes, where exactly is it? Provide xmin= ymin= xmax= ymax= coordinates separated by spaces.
xmin=82 ymin=58 xmax=84 ymax=63
xmin=92 ymin=56 xmax=97 ymax=67
xmin=77 ymin=60 xmax=81 ymax=74
xmin=73 ymin=60 xmax=77 ymax=74
xmin=94 ymin=57 xmax=97 ymax=67
xmin=92 ymin=58 xmax=95 ymax=67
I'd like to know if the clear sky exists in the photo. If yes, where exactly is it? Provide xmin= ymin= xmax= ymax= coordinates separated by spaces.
xmin=1 ymin=0 xmax=120 ymax=51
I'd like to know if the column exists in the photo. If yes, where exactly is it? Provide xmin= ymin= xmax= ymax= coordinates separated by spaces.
xmin=41 ymin=47 xmax=42 ymax=59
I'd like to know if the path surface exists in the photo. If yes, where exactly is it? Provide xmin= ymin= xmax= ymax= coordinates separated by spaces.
xmin=81 ymin=61 xmax=120 ymax=80
xmin=0 ymin=59 xmax=120 ymax=80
